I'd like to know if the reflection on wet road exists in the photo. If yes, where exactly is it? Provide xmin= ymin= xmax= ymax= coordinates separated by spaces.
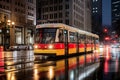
xmin=0 ymin=50 xmax=100 ymax=80
xmin=0 ymin=47 xmax=120 ymax=80
xmin=95 ymin=46 xmax=120 ymax=80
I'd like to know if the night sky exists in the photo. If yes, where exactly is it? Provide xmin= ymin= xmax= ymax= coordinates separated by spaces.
xmin=102 ymin=0 xmax=111 ymax=26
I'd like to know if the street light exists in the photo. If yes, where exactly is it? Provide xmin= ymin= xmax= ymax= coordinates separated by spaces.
xmin=7 ymin=20 xmax=15 ymax=27
xmin=2 ymin=19 xmax=15 ymax=50
xmin=12 ymin=22 xmax=15 ymax=25
xmin=7 ymin=20 xmax=15 ymax=47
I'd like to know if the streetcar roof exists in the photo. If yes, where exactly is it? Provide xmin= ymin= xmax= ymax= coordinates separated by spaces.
xmin=36 ymin=23 xmax=99 ymax=38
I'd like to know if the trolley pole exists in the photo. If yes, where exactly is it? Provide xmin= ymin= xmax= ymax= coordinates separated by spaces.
xmin=76 ymin=32 xmax=79 ymax=54
xmin=64 ymin=30 xmax=68 ymax=57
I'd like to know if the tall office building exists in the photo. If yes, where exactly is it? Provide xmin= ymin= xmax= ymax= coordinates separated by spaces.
xmin=91 ymin=0 xmax=102 ymax=40
xmin=111 ymin=0 xmax=120 ymax=30
xmin=36 ymin=0 xmax=92 ymax=32
xmin=0 ymin=0 xmax=36 ymax=48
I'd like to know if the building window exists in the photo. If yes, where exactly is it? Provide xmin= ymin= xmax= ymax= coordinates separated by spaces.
xmin=50 ymin=14 xmax=53 ymax=19
xmin=59 ymin=20 xmax=63 ymax=23
xmin=59 ymin=13 xmax=62 ymax=18
xmin=15 ymin=27 xmax=22 ymax=44
xmin=6 ymin=6 xmax=9 ymax=10
xmin=26 ymin=29 xmax=33 ymax=44
xmin=65 ymin=4 xmax=69 ymax=9
xmin=54 ymin=6 xmax=57 ymax=11
xmin=6 ymin=0 xmax=10 ymax=3
xmin=66 ymin=0 xmax=69 ymax=1
xmin=54 ymin=0 xmax=58 ymax=4
xmin=54 ymin=13 xmax=57 ymax=19
xmin=65 ymin=12 xmax=69 ymax=17
xmin=65 ymin=19 xmax=69 ymax=25
xmin=50 ymin=7 xmax=53 ymax=11
xmin=28 ymin=0 xmax=33 ymax=3
xmin=59 ymin=0 xmax=63 ymax=3
xmin=0 ymin=4 xmax=2 ymax=8
xmin=59 ymin=5 xmax=63 ymax=10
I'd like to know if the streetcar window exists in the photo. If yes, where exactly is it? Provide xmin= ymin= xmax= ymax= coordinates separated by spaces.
xmin=86 ymin=36 xmax=91 ymax=44
xmin=95 ymin=38 xmax=99 ymax=44
xmin=78 ymin=34 xmax=81 ymax=43
xmin=35 ymin=28 xmax=57 ymax=43
xmin=78 ymin=34 xmax=84 ymax=43
xmin=69 ymin=32 xmax=77 ymax=42
xmin=80 ymin=34 xmax=85 ymax=43
xmin=58 ymin=29 xmax=64 ymax=42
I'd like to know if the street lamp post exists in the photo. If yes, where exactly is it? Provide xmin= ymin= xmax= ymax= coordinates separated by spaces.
xmin=2 ymin=19 xmax=15 ymax=50
xmin=10 ymin=21 xmax=15 ymax=47
xmin=7 ymin=20 xmax=15 ymax=47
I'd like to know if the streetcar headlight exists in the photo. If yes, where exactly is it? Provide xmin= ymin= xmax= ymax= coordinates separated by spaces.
xmin=48 ymin=44 xmax=53 ymax=49
xmin=34 ymin=45 xmax=38 ymax=49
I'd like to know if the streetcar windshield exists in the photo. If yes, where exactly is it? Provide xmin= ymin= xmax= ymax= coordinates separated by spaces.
xmin=35 ymin=28 xmax=57 ymax=44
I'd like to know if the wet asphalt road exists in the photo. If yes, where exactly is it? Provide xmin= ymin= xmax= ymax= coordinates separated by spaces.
xmin=0 ymin=46 xmax=120 ymax=80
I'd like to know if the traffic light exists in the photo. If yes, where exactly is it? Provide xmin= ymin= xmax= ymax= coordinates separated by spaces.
xmin=105 ymin=37 xmax=110 ymax=40
xmin=104 ymin=28 xmax=108 ymax=33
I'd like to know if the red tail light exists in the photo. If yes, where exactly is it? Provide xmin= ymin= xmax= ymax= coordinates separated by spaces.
xmin=54 ymin=43 xmax=64 ymax=49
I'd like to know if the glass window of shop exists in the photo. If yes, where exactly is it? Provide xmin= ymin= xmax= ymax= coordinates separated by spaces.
xmin=15 ymin=28 xmax=22 ymax=44
xmin=26 ymin=29 xmax=33 ymax=44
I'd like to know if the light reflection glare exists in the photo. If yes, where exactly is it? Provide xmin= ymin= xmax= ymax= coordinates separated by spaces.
xmin=115 ymin=59 xmax=118 ymax=72
xmin=104 ymin=60 xmax=108 ymax=73
xmin=70 ymin=70 xmax=74 ymax=80
xmin=7 ymin=72 xmax=16 ymax=80
xmin=34 ymin=69 xmax=39 ymax=80
xmin=48 ymin=66 xmax=54 ymax=79
xmin=79 ymin=63 xmax=99 ymax=80
xmin=7 ymin=72 xmax=11 ymax=80
xmin=100 ymin=47 xmax=103 ymax=52
xmin=111 ymin=48 xmax=116 ymax=54
xmin=34 ymin=68 xmax=38 ymax=74
xmin=11 ymin=74 xmax=16 ymax=80
xmin=105 ymin=45 xmax=110 ymax=60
